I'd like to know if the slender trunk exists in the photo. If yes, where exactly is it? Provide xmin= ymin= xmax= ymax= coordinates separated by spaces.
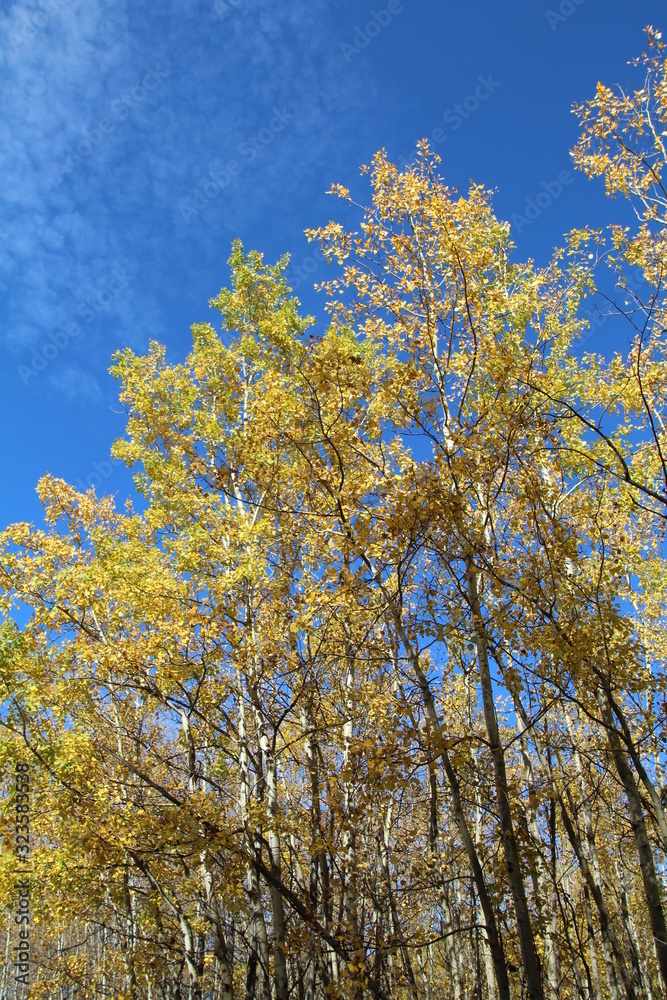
xmin=395 ymin=617 xmax=511 ymax=1000
xmin=128 ymin=852 xmax=202 ymax=1000
xmin=466 ymin=560 xmax=543 ymax=1000
xmin=265 ymin=739 xmax=289 ymax=1000
xmin=245 ymin=587 xmax=289 ymax=1000
xmin=562 ymin=711 xmax=627 ymax=1000
xmin=616 ymin=858 xmax=654 ymax=1000
xmin=378 ymin=795 xmax=419 ymax=999
xmin=557 ymin=888 xmax=592 ymax=1000
xmin=584 ymin=886 xmax=604 ymax=1000
xmin=200 ymin=859 xmax=234 ymax=1000
xmin=547 ymin=796 xmax=562 ymax=998
xmin=511 ymin=696 xmax=632 ymax=1000
xmin=301 ymin=697 xmax=321 ymax=1000
xmin=354 ymin=545 xmax=510 ymax=999
xmin=428 ymin=764 xmax=464 ymax=1000
xmin=561 ymin=793 xmax=631 ymax=1000
xmin=606 ymin=688 xmax=667 ymax=852
xmin=475 ymin=786 xmax=499 ymax=1000
xmin=515 ymin=716 xmax=560 ymax=1000
xmin=597 ymin=687 xmax=667 ymax=995
xmin=181 ymin=712 xmax=234 ymax=1000
xmin=341 ymin=618 xmax=361 ymax=977
xmin=121 ymin=870 xmax=139 ymax=999
xmin=320 ymin=801 xmax=336 ymax=989
xmin=237 ymin=668 xmax=271 ymax=1000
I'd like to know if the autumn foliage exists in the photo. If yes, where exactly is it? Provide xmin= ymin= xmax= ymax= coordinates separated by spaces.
xmin=2 ymin=27 xmax=667 ymax=1000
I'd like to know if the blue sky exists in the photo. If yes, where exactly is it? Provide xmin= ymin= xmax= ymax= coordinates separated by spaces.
xmin=0 ymin=0 xmax=662 ymax=528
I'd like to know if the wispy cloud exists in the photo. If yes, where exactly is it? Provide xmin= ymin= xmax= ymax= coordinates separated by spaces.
xmin=0 ymin=0 xmax=386 ymax=404
xmin=47 ymin=364 xmax=103 ymax=404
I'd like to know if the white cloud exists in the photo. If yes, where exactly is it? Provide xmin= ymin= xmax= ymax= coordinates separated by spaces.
xmin=0 ymin=0 xmax=380 ymax=401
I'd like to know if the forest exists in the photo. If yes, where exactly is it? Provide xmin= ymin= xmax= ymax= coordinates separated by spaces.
xmin=1 ymin=26 xmax=667 ymax=1000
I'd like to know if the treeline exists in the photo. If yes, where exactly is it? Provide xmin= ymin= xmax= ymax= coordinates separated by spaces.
xmin=1 ymin=27 xmax=667 ymax=1000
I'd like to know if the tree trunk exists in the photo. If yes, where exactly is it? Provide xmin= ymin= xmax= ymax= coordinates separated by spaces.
xmin=301 ymin=696 xmax=321 ymax=1000
xmin=597 ymin=687 xmax=667 ymax=995
xmin=466 ymin=560 xmax=544 ymax=1000
xmin=237 ymin=668 xmax=271 ymax=1000
xmin=515 ymin=714 xmax=561 ymax=1000
xmin=428 ymin=763 xmax=464 ymax=1000
xmin=584 ymin=885 xmax=604 ymax=1000
xmin=390 ymin=613 xmax=512 ymax=1000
